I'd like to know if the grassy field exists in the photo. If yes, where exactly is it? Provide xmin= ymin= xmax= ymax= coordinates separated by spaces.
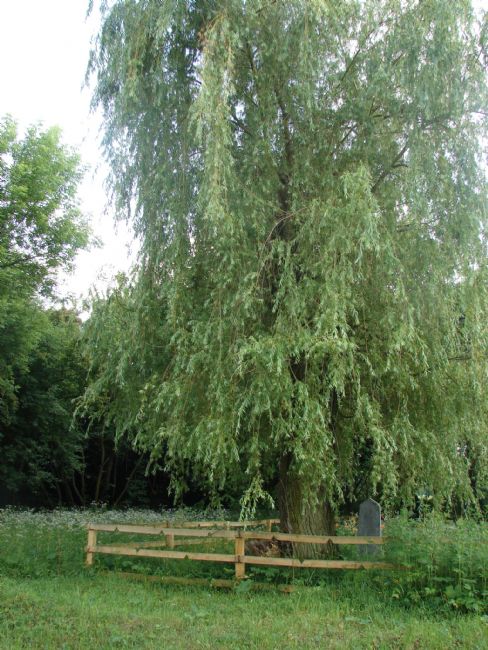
xmin=0 ymin=508 xmax=487 ymax=649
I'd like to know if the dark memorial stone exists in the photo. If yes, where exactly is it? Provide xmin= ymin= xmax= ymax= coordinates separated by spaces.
xmin=358 ymin=498 xmax=381 ymax=556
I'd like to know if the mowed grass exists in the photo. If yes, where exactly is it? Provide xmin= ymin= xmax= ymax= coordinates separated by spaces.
xmin=2 ymin=574 xmax=487 ymax=649
xmin=0 ymin=509 xmax=487 ymax=649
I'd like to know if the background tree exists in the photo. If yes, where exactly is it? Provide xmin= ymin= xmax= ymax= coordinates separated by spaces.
xmin=0 ymin=308 xmax=86 ymax=504
xmin=0 ymin=115 xmax=88 ymax=295
xmin=0 ymin=116 xmax=172 ymax=508
xmin=0 ymin=116 xmax=89 ymax=426
xmin=0 ymin=299 xmax=172 ymax=508
xmin=88 ymin=0 xmax=488 ymax=534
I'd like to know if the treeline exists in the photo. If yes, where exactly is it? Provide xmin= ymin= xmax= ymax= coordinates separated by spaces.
xmin=0 ymin=116 xmax=174 ymax=509
xmin=0 ymin=304 xmax=173 ymax=508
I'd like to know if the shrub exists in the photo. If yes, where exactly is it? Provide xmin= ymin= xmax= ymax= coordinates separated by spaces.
xmin=380 ymin=513 xmax=488 ymax=613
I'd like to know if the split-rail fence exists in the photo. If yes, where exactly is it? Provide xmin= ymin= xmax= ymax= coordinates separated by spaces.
xmin=85 ymin=518 xmax=397 ymax=579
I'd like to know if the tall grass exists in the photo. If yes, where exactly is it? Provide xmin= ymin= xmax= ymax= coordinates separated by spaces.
xmin=1 ymin=507 xmax=486 ymax=613
xmin=0 ymin=506 xmax=229 ymax=579
xmin=380 ymin=513 xmax=488 ymax=613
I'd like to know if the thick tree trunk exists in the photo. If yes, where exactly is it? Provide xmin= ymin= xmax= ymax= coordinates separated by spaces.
xmin=278 ymin=453 xmax=336 ymax=558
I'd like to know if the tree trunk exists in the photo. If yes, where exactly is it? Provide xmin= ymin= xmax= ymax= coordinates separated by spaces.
xmin=94 ymin=436 xmax=106 ymax=504
xmin=278 ymin=453 xmax=336 ymax=558
xmin=113 ymin=456 xmax=144 ymax=508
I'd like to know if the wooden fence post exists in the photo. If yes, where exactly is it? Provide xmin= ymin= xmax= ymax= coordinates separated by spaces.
xmin=235 ymin=532 xmax=245 ymax=579
xmin=266 ymin=519 xmax=272 ymax=532
xmin=86 ymin=528 xmax=97 ymax=566
xmin=166 ymin=533 xmax=175 ymax=549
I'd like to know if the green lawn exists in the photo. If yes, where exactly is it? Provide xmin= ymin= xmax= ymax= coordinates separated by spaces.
xmin=2 ymin=574 xmax=488 ymax=649
xmin=0 ymin=509 xmax=486 ymax=649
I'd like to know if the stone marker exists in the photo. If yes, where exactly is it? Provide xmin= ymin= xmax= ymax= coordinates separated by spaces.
xmin=358 ymin=498 xmax=381 ymax=556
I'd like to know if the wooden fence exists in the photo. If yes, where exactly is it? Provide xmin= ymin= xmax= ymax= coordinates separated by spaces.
xmin=85 ymin=519 xmax=397 ymax=579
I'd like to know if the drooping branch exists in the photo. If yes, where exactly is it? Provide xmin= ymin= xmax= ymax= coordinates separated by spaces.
xmin=371 ymin=141 xmax=409 ymax=193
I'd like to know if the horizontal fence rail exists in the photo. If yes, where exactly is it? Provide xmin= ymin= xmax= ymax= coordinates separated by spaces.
xmin=174 ymin=519 xmax=280 ymax=530
xmin=86 ymin=519 xmax=398 ymax=579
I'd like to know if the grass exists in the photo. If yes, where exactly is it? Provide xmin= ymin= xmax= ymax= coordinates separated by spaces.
xmin=0 ymin=508 xmax=487 ymax=649
xmin=2 ymin=574 xmax=487 ymax=649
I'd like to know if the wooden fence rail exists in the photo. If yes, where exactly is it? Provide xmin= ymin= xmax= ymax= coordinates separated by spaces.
xmin=86 ymin=519 xmax=398 ymax=579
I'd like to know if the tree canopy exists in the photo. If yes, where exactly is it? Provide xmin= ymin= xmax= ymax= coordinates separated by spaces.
xmin=0 ymin=308 xmax=85 ymax=500
xmin=0 ymin=116 xmax=89 ymax=427
xmin=0 ymin=116 xmax=89 ymax=296
xmin=87 ymin=0 xmax=488 ymax=530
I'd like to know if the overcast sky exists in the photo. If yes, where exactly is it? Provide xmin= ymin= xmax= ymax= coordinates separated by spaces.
xmin=0 ymin=0 xmax=136 ymax=302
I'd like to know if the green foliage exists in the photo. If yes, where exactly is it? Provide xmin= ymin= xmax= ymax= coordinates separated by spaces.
xmin=79 ymin=273 xmax=169 ymax=449
xmin=0 ymin=115 xmax=180 ymax=509
xmin=0 ymin=116 xmax=148 ymax=508
xmin=0 ymin=115 xmax=89 ymax=297
xmin=0 ymin=309 xmax=87 ymax=500
xmin=0 ymin=297 xmax=45 ymax=425
xmin=88 ymin=1 xmax=488 ymax=516
xmin=0 ymin=506 xmax=229 ymax=578
xmin=0 ymin=298 xmax=170 ymax=508
xmin=0 ymin=115 xmax=90 ymax=431
xmin=381 ymin=513 xmax=488 ymax=614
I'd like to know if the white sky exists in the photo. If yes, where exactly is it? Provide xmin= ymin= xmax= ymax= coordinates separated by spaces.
xmin=0 ymin=0 xmax=136 ymax=302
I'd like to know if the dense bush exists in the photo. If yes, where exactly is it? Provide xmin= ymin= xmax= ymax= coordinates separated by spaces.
xmin=380 ymin=513 xmax=488 ymax=614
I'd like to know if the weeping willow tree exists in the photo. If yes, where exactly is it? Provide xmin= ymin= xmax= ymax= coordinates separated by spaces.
xmin=87 ymin=0 xmax=488 ymax=534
